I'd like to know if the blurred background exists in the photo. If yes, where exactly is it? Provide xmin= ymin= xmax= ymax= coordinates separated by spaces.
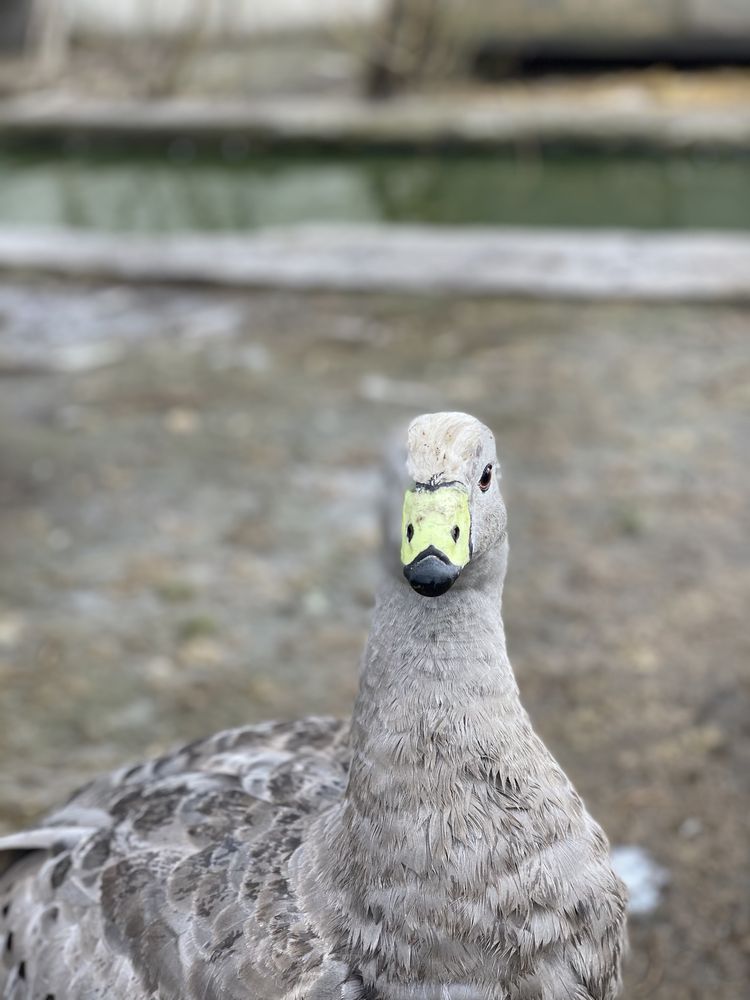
xmin=0 ymin=2 xmax=748 ymax=997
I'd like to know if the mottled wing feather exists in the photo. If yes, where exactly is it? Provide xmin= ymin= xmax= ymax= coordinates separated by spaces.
xmin=0 ymin=717 xmax=356 ymax=1000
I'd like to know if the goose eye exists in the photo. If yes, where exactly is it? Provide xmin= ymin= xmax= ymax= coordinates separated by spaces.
xmin=479 ymin=464 xmax=493 ymax=492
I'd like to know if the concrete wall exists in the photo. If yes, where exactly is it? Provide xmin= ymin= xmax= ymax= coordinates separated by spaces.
xmin=64 ymin=0 xmax=383 ymax=36
xmin=0 ymin=0 xmax=67 ymax=66
xmin=0 ymin=0 xmax=32 ymax=53
xmin=451 ymin=0 xmax=750 ymax=41
xmin=60 ymin=0 xmax=750 ymax=39
xmin=688 ymin=0 xmax=750 ymax=33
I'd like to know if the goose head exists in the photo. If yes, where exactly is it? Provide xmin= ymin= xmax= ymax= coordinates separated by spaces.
xmin=400 ymin=412 xmax=507 ymax=597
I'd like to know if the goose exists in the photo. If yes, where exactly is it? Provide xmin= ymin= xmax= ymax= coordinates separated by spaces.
xmin=0 ymin=411 xmax=627 ymax=1000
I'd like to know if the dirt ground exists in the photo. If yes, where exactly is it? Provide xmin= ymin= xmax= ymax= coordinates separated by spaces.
xmin=0 ymin=281 xmax=748 ymax=998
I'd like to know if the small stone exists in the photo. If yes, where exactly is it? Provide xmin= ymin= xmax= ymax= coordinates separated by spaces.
xmin=679 ymin=817 xmax=703 ymax=839
xmin=239 ymin=344 xmax=271 ymax=373
xmin=0 ymin=613 xmax=25 ymax=649
xmin=630 ymin=644 xmax=659 ymax=673
xmin=143 ymin=656 xmax=178 ymax=685
xmin=178 ymin=637 xmax=227 ymax=668
xmin=164 ymin=408 xmax=200 ymax=434
xmin=52 ymin=343 xmax=120 ymax=373
xmin=303 ymin=589 xmax=329 ymax=617
xmin=696 ymin=724 xmax=726 ymax=753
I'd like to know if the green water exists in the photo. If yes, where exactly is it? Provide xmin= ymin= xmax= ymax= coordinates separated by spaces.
xmin=1 ymin=149 xmax=749 ymax=231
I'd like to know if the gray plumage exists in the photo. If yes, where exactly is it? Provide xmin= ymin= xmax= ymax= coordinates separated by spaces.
xmin=0 ymin=412 xmax=627 ymax=1000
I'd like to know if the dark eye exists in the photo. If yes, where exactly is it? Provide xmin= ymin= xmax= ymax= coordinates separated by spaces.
xmin=479 ymin=464 xmax=493 ymax=492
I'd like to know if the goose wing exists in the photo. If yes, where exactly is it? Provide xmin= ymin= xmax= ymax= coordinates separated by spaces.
xmin=0 ymin=717 xmax=357 ymax=1000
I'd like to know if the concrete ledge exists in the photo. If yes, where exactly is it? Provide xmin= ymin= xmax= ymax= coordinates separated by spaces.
xmin=2 ymin=94 xmax=750 ymax=152
xmin=2 ymin=225 xmax=750 ymax=301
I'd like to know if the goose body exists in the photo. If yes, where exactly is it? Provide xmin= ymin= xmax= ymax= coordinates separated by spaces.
xmin=0 ymin=413 xmax=627 ymax=1000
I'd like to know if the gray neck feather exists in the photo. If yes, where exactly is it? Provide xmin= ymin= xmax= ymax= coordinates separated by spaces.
xmin=296 ymin=538 xmax=549 ymax=995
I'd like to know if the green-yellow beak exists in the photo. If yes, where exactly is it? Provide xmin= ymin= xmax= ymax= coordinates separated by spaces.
xmin=401 ymin=485 xmax=471 ymax=597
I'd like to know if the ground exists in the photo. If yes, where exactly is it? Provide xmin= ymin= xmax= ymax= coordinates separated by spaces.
xmin=0 ymin=281 xmax=748 ymax=999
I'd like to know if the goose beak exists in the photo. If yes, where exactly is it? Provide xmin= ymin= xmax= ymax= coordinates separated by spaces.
xmin=401 ymin=485 xmax=471 ymax=597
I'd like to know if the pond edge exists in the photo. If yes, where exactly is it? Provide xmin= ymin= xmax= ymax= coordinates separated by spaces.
xmin=1 ymin=224 xmax=750 ymax=302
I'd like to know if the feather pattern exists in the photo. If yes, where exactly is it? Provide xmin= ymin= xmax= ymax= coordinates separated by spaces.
xmin=0 ymin=413 xmax=627 ymax=999
xmin=1 ymin=719 xmax=358 ymax=1000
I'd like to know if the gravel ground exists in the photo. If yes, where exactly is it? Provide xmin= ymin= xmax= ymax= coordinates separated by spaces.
xmin=0 ymin=281 xmax=748 ymax=998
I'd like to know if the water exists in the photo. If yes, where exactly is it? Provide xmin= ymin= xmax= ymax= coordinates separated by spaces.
xmin=1 ymin=149 xmax=749 ymax=232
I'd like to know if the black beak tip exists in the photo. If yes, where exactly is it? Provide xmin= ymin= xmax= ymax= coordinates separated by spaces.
xmin=403 ymin=550 xmax=461 ymax=597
